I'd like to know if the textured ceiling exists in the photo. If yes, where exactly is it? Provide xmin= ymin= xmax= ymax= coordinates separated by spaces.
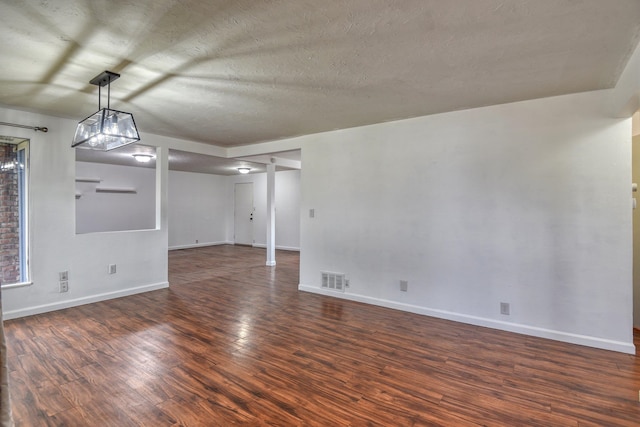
xmin=1 ymin=0 xmax=640 ymax=149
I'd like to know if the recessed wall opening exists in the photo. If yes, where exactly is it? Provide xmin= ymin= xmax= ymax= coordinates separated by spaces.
xmin=75 ymin=144 xmax=157 ymax=234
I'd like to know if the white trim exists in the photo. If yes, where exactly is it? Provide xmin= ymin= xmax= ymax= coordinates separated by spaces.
xmin=18 ymin=140 xmax=30 ymax=286
xmin=76 ymin=228 xmax=159 ymax=236
xmin=298 ymin=285 xmax=636 ymax=355
xmin=252 ymin=243 xmax=300 ymax=252
xmin=168 ymin=241 xmax=233 ymax=251
xmin=0 ymin=281 xmax=32 ymax=290
xmin=2 ymin=281 xmax=169 ymax=320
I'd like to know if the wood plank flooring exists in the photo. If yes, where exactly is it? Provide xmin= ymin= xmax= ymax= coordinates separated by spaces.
xmin=4 ymin=245 xmax=640 ymax=426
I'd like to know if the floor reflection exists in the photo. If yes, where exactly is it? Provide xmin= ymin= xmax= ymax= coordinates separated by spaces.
xmin=321 ymin=300 xmax=343 ymax=320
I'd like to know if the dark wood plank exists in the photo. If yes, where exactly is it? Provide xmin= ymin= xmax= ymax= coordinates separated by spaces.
xmin=4 ymin=245 xmax=640 ymax=426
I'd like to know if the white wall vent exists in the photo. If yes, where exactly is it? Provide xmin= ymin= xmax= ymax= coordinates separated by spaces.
xmin=321 ymin=271 xmax=346 ymax=292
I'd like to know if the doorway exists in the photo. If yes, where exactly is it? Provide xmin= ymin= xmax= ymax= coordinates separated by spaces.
xmin=234 ymin=182 xmax=254 ymax=245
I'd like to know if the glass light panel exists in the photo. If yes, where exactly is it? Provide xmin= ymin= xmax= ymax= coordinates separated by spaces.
xmin=72 ymin=108 xmax=140 ymax=151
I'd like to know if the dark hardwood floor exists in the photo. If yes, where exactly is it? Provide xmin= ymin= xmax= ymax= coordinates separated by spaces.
xmin=4 ymin=245 xmax=640 ymax=426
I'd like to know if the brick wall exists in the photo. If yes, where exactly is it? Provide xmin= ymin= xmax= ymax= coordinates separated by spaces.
xmin=0 ymin=143 xmax=20 ymax=284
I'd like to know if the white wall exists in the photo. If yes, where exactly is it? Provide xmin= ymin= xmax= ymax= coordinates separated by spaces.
xmin=633 ymin=134 xmax=640 ymax=329
xmin=634 ymin=110 xmax=640 ymax=329
xmin=228 ymin=170 xmax=300 ymax=250
xmin=0 ymin=90 xmax=632 ymax=354
xmin=0 ymin=108 xmax=169 ymax=319
xmin=168 ymin=170 xmax=229 ymax=249
xmin=76 ymin=162 xmax=156 ymax=234
xmin=275 ymin=170 xmax=301 ymax=251
xmin=298 ymin=90 xmax=634 ymax=354
xmin=165 ymin=169 xmax=300 ymax=251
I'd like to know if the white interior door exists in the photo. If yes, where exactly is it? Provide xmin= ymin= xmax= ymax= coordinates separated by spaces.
xmin=234 ymin=182 xmax=254 ymax=245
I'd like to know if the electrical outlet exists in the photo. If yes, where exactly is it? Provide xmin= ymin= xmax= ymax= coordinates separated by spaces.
xmin=59 ymin=271 xmax=68 ymax=281
xmin=108 ymin=264 xmax=116 ymax=275
xmin=309 ymin=209 xmax=315 ymax=218
xmin=500 ymin=302 xmax=510 ymax=315
xmin=400 ymin=280 xmax=408 ymax=292
xmin=59 ymin=281 xmax=68 ymax=293
xmin=196 ymin=239 xmax=199 ymax=244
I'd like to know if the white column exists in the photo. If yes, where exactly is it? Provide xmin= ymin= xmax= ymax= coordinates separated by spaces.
xmin=266 ymin=162 xmax=276 ymax=266
xmin=155 ymin=146 xmax=168 ymax=232
xmin=155 ymin=146 xmax=170 ymax=285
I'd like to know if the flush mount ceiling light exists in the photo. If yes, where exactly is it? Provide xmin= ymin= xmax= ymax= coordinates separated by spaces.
xmin=132 ymin=153 xmax=153 ymax=163
xmin=237 ymin=167 xmax=251 ymax=174
xmin=71 ymin=71 xmax=140 ymax=151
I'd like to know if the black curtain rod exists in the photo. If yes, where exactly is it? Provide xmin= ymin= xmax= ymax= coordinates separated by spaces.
xmin=0 ymin=121 xmax=48 ymax=133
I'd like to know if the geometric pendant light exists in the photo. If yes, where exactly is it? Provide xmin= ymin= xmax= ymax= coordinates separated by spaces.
xmin=71 ymin=71 xmax=140 ymax=151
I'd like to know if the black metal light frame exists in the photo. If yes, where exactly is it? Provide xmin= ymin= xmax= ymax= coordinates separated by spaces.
xmin=71 ymin=71 xmax=140 ymax=151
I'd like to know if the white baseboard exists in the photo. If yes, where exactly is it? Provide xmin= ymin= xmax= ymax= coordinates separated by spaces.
xmin=252 ymin=243 xmax=300 ymax=251
xmin=298 ymin=285 xmax=636 ymax=355
xmin=169 ymin=241 xmax=233 ymax=251
xmin=3 ymin=282 xmax=169 ymax=320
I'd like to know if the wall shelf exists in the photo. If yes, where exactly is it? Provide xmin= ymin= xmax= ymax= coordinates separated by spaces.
xmin=75 ymin=177 xmax=101 ymax=183
xmin=95 ymin=187 xmax=137 ymax=194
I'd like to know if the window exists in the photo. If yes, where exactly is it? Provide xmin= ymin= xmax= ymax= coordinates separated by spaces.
xmin=0 ymin=138 xmax=29 ymax=286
